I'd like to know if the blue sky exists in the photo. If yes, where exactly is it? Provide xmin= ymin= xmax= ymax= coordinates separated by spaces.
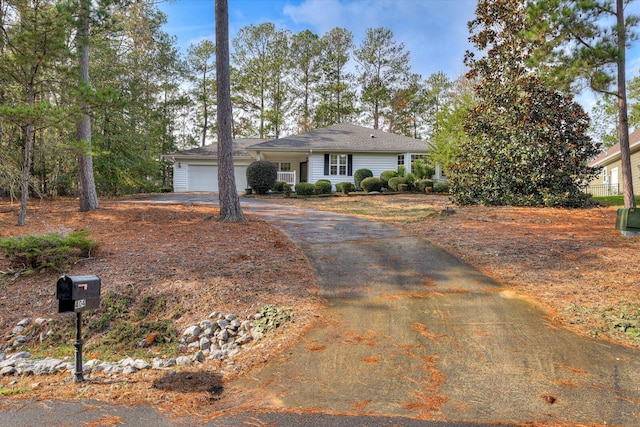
xmin=157 ymin=0 xmax=640 ymax=114
xmin=157 ymin=0 xmax=477 ymax=80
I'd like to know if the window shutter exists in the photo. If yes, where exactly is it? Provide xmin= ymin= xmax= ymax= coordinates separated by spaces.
xmin=324 ymin=154 xmax=330 ymax=175
xmin=347 ymin=155 xmax=353 ymax=176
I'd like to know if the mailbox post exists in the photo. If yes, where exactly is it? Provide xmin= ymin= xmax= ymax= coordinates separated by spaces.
xmin=56 ymin=275 xmax=101 ymax=382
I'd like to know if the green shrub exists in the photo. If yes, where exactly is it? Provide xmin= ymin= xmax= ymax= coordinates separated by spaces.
xmin=336 ymin=182 xmax=356 ymax=194
xmin=295 ymin=182 xmax=315 ymax=196
xmin=246 ymin=161 xmax=277 ymax=194
xmin=354 ymin=168 xmax=373 ymax=189
xmin=360 ymin=177 xmax=383 ymax=192
xmin=273 ymin=180 xmax=286 ymax=192
xmin=434 ymin=182 xmax=449 ymax=193
xmin=388 ymin=176 xmax=408 ymax=191
xmin=315 ymin=180 xmax=333 ymax=195
xmin=0 ymin=230 xmax=99 ymax=274
xmin=413 ymin=160 xmax=435 ymax=180
xmin=380 ymin=170 xmax=398 ymax=186
xmin=398 ymin=165 xmax=406 ymax=177
xmin=398 ymin=183 xmax=409 ymax=192
xmin=414 ymin=179 xmax=434 ymax=193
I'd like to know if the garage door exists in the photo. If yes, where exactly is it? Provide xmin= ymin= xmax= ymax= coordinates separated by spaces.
xmin=188 ymin=165 xmax=218 ymax=191
xmin=187 ymin=164 xmax=248 ymax=192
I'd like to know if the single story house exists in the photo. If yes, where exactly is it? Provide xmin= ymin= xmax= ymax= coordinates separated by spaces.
xmin=588 ymin=128 xmax=640 ymax=196
xmin=166 ymin=123 xmax=439 ymax=193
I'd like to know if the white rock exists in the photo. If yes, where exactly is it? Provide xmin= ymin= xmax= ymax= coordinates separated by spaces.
xmin=17 ymin=318 xmax=30 ymax=327
xmin=133 ymin=359 xmax=151 ymax=370
xmin=122 ymin=365 xmax=136 ymax=375
xmin=9 ymin=352 xmax=31 ymax=361
xmin=0 ymin=366 xmax=16 ymax=376
xmin=119 ymin=357 xmax=135 ymax=367
xmin=175 ymin=356 xmax=191 ymax=366
xmin=182 ymin=325 xmax=201 ymax=337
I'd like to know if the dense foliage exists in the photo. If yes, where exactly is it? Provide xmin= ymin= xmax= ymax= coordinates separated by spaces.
xmin=360 ymin=177 xmax=383 ymax=193
xmin=246 ymin=161 xmax=277 ymax=194
xmin=450 ymin=0 xmax=600 ymax=207
xmin=353 ymin=169 xmax=373 ymax=189
xmin=314 ymin=180 xmax=333 ymax=195
xmin=294 ymin=182 xmax=315 ymax=196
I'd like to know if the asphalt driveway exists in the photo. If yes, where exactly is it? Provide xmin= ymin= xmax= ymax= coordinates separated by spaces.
xmin=3 ymin=194 xmax=639 ymax=426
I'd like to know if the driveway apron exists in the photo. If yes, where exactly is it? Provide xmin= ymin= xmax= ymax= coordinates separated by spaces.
xmin=235 ymin=199 xmax=640 ymax=425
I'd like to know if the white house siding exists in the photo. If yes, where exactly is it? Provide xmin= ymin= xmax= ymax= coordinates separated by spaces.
xmin=309 ymin=153 xmax=398 ymax=188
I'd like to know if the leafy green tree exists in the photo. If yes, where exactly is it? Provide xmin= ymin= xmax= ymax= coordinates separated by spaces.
xmin=428 ymin=77 xmax=475 ymax=175
xmin=186 ymin=39 xmax=216 ymax=146
xmin=385 ymin=73 xmax=424 ymax=138
xmin=315 ymin=27 xmax=357 ymax=126
xmin=0 ymin=0 xmax=70 ymax=225
xmin=354 ymin=27 xmax=411 ymax=129
xmin=589 ymin=94 xmax=619 ymax=149
xmin=423 ymin=71 xmax=454 ymax=137
xmin=89 ymin=2 xmax=185 ymax=195
xmin=232 ymin=23 xmax=291 ymax=138
xmin=527 ymin=0 xmax=638 ymax=208
xmin=451 ymin=0 xmax=600 ymax=207
xmin=289 ymin=29 xmax=321 ymax=133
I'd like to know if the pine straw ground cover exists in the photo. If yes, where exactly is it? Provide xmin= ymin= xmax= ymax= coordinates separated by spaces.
xmin=0 ymin=194 xmax=639 ymax=422
xmin=0 ymin=198 xmax=320 ymax=418
xmin=265 ymin=193 xmax=640 ymax=349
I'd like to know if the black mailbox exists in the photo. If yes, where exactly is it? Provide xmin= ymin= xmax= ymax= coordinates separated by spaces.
xmin=56 ymin=275 xmax=101 ymax=313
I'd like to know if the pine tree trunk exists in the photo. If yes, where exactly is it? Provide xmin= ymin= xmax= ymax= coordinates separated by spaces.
xmin=616 ymin=0 xmax=636 ymax=208
xmin=216 ymin=0 xmax=246 ymax=222
xmin=77 ymin=0 xmax=99 ymax=212
xmin=18 ymin=122 xmax=34 ymax=226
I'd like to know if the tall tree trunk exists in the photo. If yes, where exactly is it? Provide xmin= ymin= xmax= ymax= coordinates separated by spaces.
xmin=616 ymin=0 xmax=636 ymax=208
xmin=216 ymin=0 xmax=246 ymax=222
xmin=202 ymin=68 xmax=208 ymax=146
xmin=18 ymin=121 xmax=34 ymax=226
xmin=77 ymin=0 xmax=99 ymax=212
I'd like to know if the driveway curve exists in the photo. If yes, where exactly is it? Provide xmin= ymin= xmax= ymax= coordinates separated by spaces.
xmin=227 ymin=196 xmax=639 ymax=425
xmin=72 ymin=194 xmax=640 ymax=424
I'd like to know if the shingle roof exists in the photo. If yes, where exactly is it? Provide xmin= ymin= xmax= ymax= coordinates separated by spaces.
xmin=589 ymin=128 xmax=640 ymax=167
xmin=247 ymin=123 xmax=429 ymax=152
xmin=167 ymin=139 xmax=269 ymax=159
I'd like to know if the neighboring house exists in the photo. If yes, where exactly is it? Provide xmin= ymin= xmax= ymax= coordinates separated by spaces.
xmin=588 ymin=128 xmax=640 ymax=197
xmin=165 ymin=123 xmax=436 ymax=192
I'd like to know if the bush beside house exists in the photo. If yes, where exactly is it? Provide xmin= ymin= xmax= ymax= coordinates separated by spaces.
xmin=246 ymin=161 xmax=277 ymax=194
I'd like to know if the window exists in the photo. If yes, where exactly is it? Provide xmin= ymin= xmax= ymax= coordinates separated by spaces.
xmin=330 ymin=154 xmax=348 ymax=175
xmin=324 ymin=154 xmax=353 ymax=176
xmin=411 ymin=154 xmax=429 ymax=164
xmin=277 ymin=162 xmax=291 ymax=172
xmin=397 ymin=155 xmax=405 ymax=168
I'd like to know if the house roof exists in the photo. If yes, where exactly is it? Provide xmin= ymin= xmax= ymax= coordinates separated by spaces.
xmin=589 ymin=128 xmax=640 ymax=167
xmin=167 ymin=139 xmax=269 ymax=159
xmin=246 ymin=123 xmax=429 ymax=153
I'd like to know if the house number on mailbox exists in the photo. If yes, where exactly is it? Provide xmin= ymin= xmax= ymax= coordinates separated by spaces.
xmin=74 ymin=299 xmax=86 ymax=310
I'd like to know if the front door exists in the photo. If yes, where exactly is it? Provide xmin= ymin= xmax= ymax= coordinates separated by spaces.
xmin=299 ymin=161 xmax=308 ymax=183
